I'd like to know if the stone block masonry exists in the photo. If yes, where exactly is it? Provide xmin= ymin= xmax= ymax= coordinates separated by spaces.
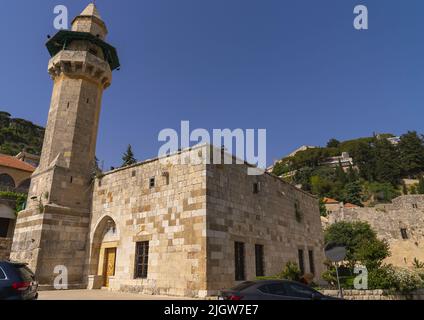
xmin=320 ymin=289 xmax=424 ymax=300
xmin=328 ymin=195 xmax=424 ymax=268
xmin=87 ymin=146 xmax=325 ymax=297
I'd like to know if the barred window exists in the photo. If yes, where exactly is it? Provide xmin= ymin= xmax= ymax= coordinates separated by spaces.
xmin=149 ymin=177 xmax=155 ymax=189
xmin=298 ymin=249 xmax=305 ymax=275
xmin=135 ymin=241 xmax=149 ymax=279
xmin=255 ymin=244 xmax=265 ymax=277
xmin=235 ymin=242 xmax=245 ymax=281
xmin=400 ymin=228 xmax=408 ymax=240
xmin=308 ymin=250 xmax=315 ymax=275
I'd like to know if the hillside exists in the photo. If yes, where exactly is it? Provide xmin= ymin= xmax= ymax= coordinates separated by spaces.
xmin=0 ymin=111 xmax=45 ymax=156
xmin=272 ymin=132 xmax=424 ymax=206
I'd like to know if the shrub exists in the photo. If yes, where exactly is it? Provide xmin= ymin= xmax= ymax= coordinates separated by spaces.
xmin=322 ymin=264 xmax=355 ymax=289
xmin=257 ymin=262 xmax=303 ymax=281
xmin=391 ymin=267 xmax=424 ymax=293
xmin=368 ymin=265 xmax=424 ymax=293
xmin=279 ymin=261 xmax=302 ymax=281
xmin=0 ymin=191 xmax=27 ymax=213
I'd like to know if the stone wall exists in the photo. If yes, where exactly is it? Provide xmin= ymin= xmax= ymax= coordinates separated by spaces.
xmin=89 ymin=146 xmax=325 ymax=297
xmin=0 ymin=238 xmax=12 ymax=260
xmin=328 ymin=195 xmax=424 ymax=268
xmin=206 ymin=162 xmax=325 ymax=294
xmin=320 ymin=289 xmax=424 ymax=300
xmin=90 ymin=149 xmax=208 ymax=297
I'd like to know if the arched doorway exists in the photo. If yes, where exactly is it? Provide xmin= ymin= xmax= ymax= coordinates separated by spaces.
xmin=0 ymin=174 xmax=15 ymax=190
xmin=89 ymin=216 xmax=119 ymax=288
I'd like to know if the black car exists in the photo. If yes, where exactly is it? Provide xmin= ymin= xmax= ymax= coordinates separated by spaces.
xmin=0 ymin=261 xmax=38 ymax=300
xmin=219 ymin=280 xmax=340 ymax=300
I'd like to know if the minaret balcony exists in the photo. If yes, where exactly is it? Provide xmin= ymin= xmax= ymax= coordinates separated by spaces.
xmin=48 ymin=50 xmax=112 ymax=88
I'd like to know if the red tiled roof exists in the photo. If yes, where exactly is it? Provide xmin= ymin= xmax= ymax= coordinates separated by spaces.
xmin=344 ymin=203 xmax=360 ymax=208
xmin=0 ymin=154 xmax=36 ymax=172
xmin=323 ymin=197 xmax=339 ymax=204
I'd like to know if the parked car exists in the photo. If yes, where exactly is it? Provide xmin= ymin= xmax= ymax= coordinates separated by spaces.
xmin=219 ymin=280 xmax=341 ymax=300
xmin=0 ymin=261 xmax=38 ymax=300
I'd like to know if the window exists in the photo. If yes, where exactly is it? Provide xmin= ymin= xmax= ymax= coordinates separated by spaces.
xmin=0 ymin=267 xmax=6 ymax=280
xmin=298 ymin=249 xmax=305 ymax=275
xmin=132 ymin=171 xmax=136 ymax=177
xmin=162 ymin=172 xmax=170 ymax=185
xmin=412 ymin=203 xmax=418 ymax=209
xmin=253 ymin=182 xmax=260 ymax=194
xmin=0 ymin=218 xmax=10 ymax=238
xmin=259 ymin=283 xmax=287 ymax=296
xmin=401 ymin=228 xmax=408 ymax=240
xmin=135 ymin=241 xmax=149 ymax=279
xmin=255 ymin=244 xmax=265 ymax=277
xmin=308 ymin=250 xmax=315 ymax=275
xmin=294 ymin=200 xmax=303 ymax=223
xmin=234 ymin=242 xmax=245 ymax=281
xmin=286 ymin=282 xmax=319 ymax=299
xmin=0 ymin=174 xmax=15 ymax=188
xmin=149 ymin=177 xmax=155 ymax=189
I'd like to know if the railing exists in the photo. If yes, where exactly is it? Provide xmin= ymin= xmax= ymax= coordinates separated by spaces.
xmin=0 ymin=186 xmax=29 ymax=194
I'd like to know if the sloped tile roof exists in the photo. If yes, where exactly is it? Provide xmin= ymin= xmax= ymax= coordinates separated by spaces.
xmin=0 ymin=153 xmax=36 ymax=172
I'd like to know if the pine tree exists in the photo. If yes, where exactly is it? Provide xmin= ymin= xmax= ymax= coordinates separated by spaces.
xmin=398 ymin=131 xmax=424 ymax=178
xmin=346 ymin=164 xmax=359 ymax=183
xmin=374 ymin=138 xmax=401 ymax=186
xmin=122 ymin=145 xmax=137 ymax=167
xmin=343 ymin=181 xmax=362 ymax=206
xmin=327 ymin=138 xmax=340 ymax=148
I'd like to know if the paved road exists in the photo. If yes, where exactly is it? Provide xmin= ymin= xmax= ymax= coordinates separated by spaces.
xmin=38 ymin=289 xmax=195 ymax=300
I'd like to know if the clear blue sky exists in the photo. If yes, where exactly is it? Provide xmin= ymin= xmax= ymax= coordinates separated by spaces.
xmin=1 ymin=0 xmax=423 ymax=169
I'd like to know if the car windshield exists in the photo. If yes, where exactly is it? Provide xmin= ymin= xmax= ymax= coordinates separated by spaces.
xmin=231 ymin=282 xmax=255 ymax=291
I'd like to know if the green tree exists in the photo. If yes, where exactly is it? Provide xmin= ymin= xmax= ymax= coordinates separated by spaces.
xmin=343 ymin=181 xmax=362 ymax=206
xmin=324 ymin=221 xmax=390 ymax=270
xmin=347 ymin=140 xmax=376 ymax=181
xmin=122 ymin=145 xmax=137 ymax=167
xmin=327 ymin=138 xmax=341 ymax=148
xmin=355 ymin=238 xmax=390 ymax=270
xmin=346 ymin=165 xmax=359 ymax=183
xmin=319 ymin=198 xmax=328 ymax=217
xmin=363 ymin=182 xmax=400 ymax=204
xmin=334 ymin=161 xmax=347 ymax=185
xmin=374 ymin=138 xmax=401 ymax=186
xmin=398 ymin=131 xmax=424 ymax=178
xmin=410 ymin=184 xmax=418 ymax=195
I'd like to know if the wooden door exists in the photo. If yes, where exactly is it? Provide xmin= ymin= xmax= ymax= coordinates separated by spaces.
xmin=103 ymin=248 xmax=116 ymax=287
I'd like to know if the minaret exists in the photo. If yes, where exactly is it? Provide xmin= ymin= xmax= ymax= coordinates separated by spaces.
xmin=11 ymin=4 xmax=119 ymax=288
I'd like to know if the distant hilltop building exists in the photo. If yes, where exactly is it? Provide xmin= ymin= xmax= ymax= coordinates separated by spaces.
xmin=9 ymin=4 xmax=325 ymax=297
xmin=319 ymin=152 xmax=354 ymax=171
xmin=375 ymin=134 xmax=401 ymax=146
